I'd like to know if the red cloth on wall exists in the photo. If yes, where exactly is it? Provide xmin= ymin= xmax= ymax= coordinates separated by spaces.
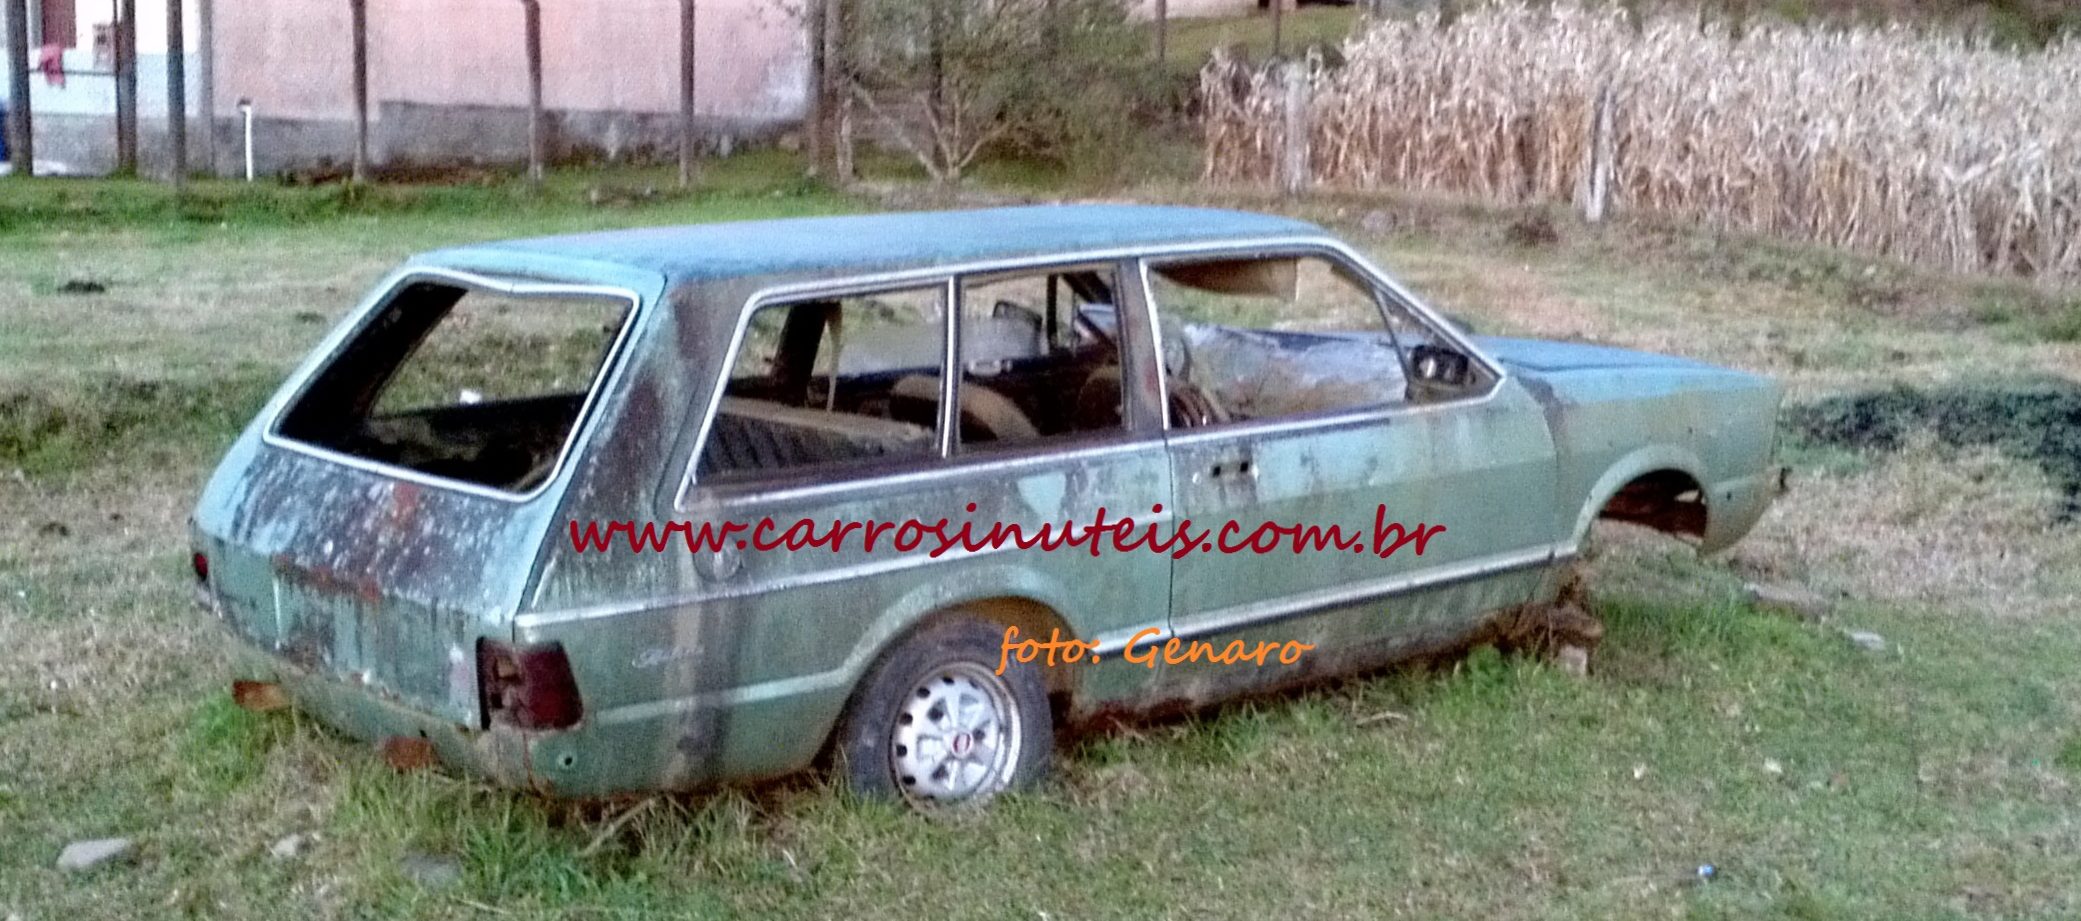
xmin=39 ymin=44 xmax=67 ymax=88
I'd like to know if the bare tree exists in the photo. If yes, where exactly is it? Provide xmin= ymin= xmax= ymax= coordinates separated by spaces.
xmin=847 ymin=0 xmax=1145 ymax=184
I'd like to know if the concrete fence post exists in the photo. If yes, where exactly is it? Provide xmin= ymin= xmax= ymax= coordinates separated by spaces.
xmin=1583 ymin=82 xmax=1615 ymax=223
xmin=1278 ymin=60 xmax=1310 ymax=198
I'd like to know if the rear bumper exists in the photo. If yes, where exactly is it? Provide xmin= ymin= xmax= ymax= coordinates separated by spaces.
xmin=207 ymin=604 xmax=844 ymax=798
xmin=215 ymin=623 xmax=540 ymax=788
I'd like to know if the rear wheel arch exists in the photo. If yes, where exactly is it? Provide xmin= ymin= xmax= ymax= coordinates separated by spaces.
xmin=823 ymin=593 xmax=1081 ymax=755
xmin=828 ymin=607 xmax=1060 ymax=806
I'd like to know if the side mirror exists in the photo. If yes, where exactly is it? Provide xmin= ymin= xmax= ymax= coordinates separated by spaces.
xmin=1407 ymin=344 xmax=1475 ymax=399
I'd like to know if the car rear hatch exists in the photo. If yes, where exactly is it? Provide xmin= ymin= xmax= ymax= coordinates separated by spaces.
xmin=194 ymin=446 xmax=550 ymax=725
xmin=191 ymin=267 xmax=646 ymax=727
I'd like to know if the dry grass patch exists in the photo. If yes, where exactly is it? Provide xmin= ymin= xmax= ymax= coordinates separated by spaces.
xmin=1738 ymin=442 xmax=2081 ymax=618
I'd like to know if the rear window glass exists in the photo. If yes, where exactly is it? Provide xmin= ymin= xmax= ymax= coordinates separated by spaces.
xmin=275 ymin=278 xmax=633 ymax=495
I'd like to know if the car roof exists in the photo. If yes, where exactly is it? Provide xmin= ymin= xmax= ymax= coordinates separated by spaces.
xmin=419 ymin=204 xmax=1329 ymax=287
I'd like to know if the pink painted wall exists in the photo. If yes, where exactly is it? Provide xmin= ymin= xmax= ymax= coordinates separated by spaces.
xmin=1137 ymin=0 xmax=1264 ymax=18
xmin=213 ymin=0 xmax=808 ymax=123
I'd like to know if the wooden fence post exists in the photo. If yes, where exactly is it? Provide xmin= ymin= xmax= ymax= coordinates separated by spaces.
xmin=1278 ymin=60 xmax=1309 ymax=197
xmin=115 ymin=0 xmax=137 ymax=175
xmin=521 ymin=0 xmax=544 ymax=190
xmin=166 ymin=0 xmax=186 ymax=188
xmin=4 ymin=0 xmax=31 ymax=175
xmin=678 ymin=0 xmax=697 ymax=187
xmin=1154 ymin=0 xmax=1167 ymax=67
xmin=1271 ymin=0 xmax=1284 ymax=58
xmin=197 ymin=0 xmax=214 ymax=174
xmin=349 ymin=0 xmax=368 ymax=184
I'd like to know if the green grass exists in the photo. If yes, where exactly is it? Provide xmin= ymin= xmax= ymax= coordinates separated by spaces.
xmin=4 ymin=155 xmax=2081 ymax=918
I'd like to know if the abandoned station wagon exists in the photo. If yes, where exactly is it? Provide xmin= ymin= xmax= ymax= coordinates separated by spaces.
xmin=190 ymin=205 xmax=1783 ymax=806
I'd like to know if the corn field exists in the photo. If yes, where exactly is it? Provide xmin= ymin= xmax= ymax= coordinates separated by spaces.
xmin=1203 ymin=2 xmax=2081 ymax=279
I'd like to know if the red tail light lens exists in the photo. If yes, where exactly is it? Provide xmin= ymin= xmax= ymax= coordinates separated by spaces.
xmin=191 ymin=552 xmax=210 ymax=583
xmin=478 ymin=639 xmax=584 ymax=730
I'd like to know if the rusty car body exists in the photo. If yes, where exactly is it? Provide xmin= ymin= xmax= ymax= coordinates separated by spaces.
xmin=190 ymin=205 xmax=1782 ymax=805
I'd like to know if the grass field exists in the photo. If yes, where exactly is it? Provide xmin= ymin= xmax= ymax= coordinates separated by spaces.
xmin=4 ymin=157 xmax=2081 ymax=920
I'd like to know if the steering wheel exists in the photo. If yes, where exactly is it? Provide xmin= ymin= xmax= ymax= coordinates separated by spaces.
xmin=1073 ymin=366 xmax=1229 ymax=430
xmin=1167 ymin=377 xmax=1229 ymax=428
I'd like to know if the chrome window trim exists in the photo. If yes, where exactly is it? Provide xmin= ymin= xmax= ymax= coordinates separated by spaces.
xmin=672 ymin=233 xmax=1508 ymax=511
xmin=1136 ymin=259 xmax=1176 ymax=431
xmin=693 ymin=433 xmax=1170 ymax=508
xmin=260 ymin=267 xmax=645 ymax=505
xmin=521 ymin=533 xmax=1571 ymax=637
xmin=678 ymin=275 xmax=958 ymax=506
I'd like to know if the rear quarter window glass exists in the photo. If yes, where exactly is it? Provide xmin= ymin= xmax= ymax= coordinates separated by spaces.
xmin=274 ymin=278 xmax=634 ymax=496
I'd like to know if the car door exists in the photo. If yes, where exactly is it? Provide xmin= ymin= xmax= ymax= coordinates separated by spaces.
xmin=1146 ymin=246 xmax=1560 ymax=694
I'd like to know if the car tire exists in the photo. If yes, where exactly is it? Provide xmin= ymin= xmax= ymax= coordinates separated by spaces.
xmin=835 ymin=618 xmax=1053 ymax=809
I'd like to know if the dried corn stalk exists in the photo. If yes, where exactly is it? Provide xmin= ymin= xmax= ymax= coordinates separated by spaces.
xmin=1203 ymin=1 xmax=2081 ymax=279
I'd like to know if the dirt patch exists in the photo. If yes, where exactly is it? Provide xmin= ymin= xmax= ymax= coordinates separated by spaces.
xmin=1785 ymin=379 xmax=2081 ymax=519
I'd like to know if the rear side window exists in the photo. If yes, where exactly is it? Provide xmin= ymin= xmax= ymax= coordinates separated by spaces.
xmin=698 ymin=284 xmax=947 ymax=482
xmin=275 ymin=277 xmax=634 ymax=495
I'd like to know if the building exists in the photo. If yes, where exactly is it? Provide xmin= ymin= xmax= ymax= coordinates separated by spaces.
xmin=3 ymin=0 xmax=1260 ymax=177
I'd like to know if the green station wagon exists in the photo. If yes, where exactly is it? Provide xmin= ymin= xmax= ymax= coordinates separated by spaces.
xmin=190 ymin=205 xmax=1783 ymax=808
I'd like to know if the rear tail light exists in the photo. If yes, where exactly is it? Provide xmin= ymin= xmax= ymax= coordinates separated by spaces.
xmin=477 ymin=639 xmax=584 ymax=730
xmin=191 ymin=551 xmax=210 ymax=583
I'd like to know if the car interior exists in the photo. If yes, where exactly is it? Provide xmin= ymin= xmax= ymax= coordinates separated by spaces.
xmin=699 ymin=270 xmax=1137 ymax=479
xmin=696 ymin=255 xmax=1480 ymax=482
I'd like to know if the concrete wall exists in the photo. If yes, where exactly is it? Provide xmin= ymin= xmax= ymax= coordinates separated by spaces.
xmin=1135 ymin=0 xmax=1266 ymax=18
xmin=0 ymin=0 xmax=197 ymax=117
xmin=7 ymin=0 xmax=1264 ymax=176
xmin=211 ymin=0 xmax=808 ymax=125
xmin=7 ymin=0 xmax=808 ymax=175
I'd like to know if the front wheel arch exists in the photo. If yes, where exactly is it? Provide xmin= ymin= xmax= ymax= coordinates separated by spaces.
xmin=1568 ymin=448 xmax=1711 ymax=551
